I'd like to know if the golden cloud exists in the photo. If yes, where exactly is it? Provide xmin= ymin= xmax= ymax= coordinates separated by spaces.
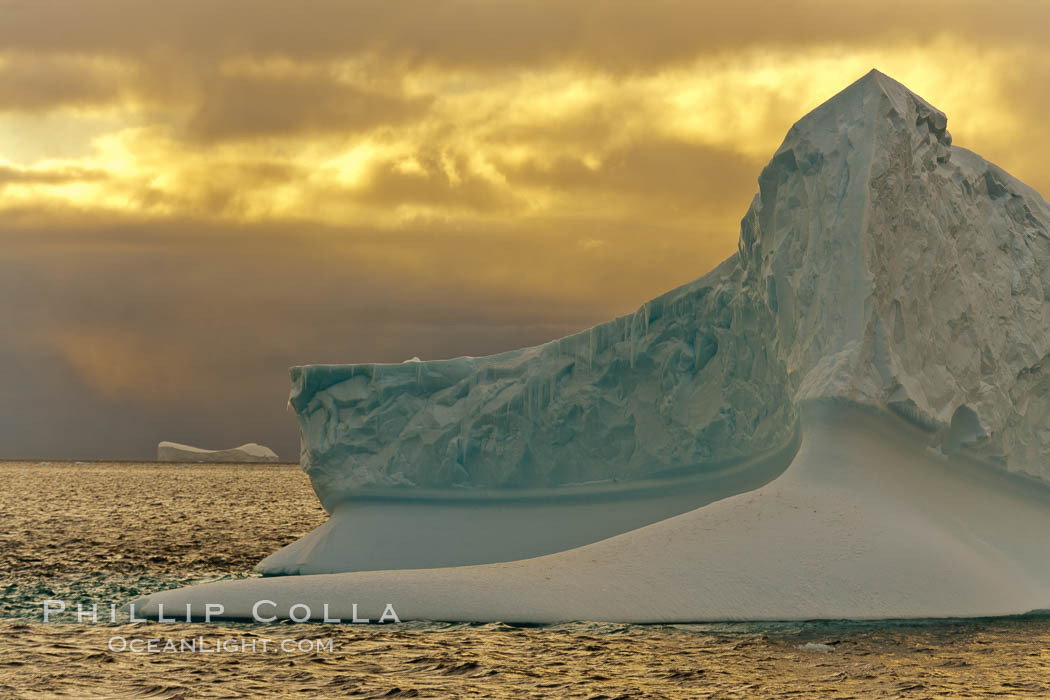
xmin=2 ymin=3 xmax=1050 ymax=427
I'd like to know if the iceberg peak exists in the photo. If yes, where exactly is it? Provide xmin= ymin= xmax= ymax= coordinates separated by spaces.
xmin=784 ymin=68 xmax=950 ymax=153
xmin=740 ymin=70 xmax=1049 ymax=470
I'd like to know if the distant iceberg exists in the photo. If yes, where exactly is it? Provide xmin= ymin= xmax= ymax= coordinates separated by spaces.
xmin=135 ymin=70 xmax=1050 ymax=622
xmin=157 ymin=441 xmax=279 ymax=463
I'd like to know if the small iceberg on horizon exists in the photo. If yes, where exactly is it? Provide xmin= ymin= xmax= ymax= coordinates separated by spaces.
xmin=156 ymin=441 xmax=280 ymax=463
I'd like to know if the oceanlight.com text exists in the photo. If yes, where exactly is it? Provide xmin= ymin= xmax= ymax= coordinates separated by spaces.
xmin=107 ymin=637 xmax=336 ymax=654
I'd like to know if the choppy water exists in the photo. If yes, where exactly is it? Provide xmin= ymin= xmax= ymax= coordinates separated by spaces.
xmin=3 ymin=461 xmax=1050 ymax=698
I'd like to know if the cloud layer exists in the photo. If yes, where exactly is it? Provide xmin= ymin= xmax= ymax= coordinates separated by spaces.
xmin=1 ymin=1 xmax=1048 ymax=459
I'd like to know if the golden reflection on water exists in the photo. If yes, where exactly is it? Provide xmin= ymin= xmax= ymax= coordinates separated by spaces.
xmin=2 ymin=462 xmax=1049 ymax=698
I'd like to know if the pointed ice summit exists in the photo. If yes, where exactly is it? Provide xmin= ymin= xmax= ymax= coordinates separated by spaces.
xmin=741 ymin=70 xmax=1049 ymax=447
xmin=135 ymin=71 xmax=1050 ymax=622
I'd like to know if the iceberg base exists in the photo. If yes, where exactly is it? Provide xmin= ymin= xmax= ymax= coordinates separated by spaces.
xmin=136 ymin=402 xmax=1050 ymax=623
xmin=257 ymin=435 xmax=799 ymax=575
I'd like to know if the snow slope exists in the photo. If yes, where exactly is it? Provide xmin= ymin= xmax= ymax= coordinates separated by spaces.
xmin=256 ymin=429 xmax=798 ymax=575
xmin=135 ymin=70 xmax=1050 ymax=620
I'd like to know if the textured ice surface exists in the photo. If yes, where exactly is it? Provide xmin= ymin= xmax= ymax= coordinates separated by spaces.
xmin=290 ymin=252 xmax=795 ymax=501
xmin=156 ymin=441 xmax=279 ymax=463
xmin=742 ymin=71 xmax=1050 ymax=474
xmin=142 ymin=70 xmax=1050 ymax=619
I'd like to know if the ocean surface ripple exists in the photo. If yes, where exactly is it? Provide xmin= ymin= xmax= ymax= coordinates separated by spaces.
xmin=3 ymin=461 xmax=1049 ymax=698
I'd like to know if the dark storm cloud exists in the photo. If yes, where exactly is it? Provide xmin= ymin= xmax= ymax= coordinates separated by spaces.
xmin=1 ymin=0 xmax=1048 ymax=71
xmin=344 ymin=155 xmax=520 ymax=212
xmin=185 ymin=73 xmax=432 ymax=142
xmin=0 ymin=53 xmax=131 ymax=111
xmin=2 ymin=0 xmax=1048 ymax=462
xmin=1 ymin=212 xmax=705 ymax=459
xmin=500 ymin=139 xmax=762 ymax=214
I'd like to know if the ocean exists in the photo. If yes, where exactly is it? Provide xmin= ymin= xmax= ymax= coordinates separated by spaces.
xmin=3 ymin=461 xmax=1049 ymax=698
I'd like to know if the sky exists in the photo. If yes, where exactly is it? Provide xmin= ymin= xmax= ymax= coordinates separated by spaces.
xmin=2 ymin=1 xmax=1049 ymax=460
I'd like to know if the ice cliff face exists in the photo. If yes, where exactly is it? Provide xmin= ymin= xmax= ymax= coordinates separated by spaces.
xmin=291 ymin=70 xmax=1050 ymax=507
xmin=291 ymin=261 xmax=796 ymax=504
xmin=740 ymin=70 xmax=1050 ymax=470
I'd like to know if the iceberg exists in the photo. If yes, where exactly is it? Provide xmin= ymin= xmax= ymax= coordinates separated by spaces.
xmin=156 ymin=441 xmax=280 ymax=463
xmin=135 ymin=70 xmax=1050 ymax=622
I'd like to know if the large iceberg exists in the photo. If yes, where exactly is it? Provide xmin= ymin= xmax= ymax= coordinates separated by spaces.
xmin=136 ymin=70 xmax=1050 ymax=622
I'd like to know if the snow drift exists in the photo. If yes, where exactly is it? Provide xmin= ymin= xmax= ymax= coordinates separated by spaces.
xmin=136 ymin=70 xmax=1050 ymax=621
